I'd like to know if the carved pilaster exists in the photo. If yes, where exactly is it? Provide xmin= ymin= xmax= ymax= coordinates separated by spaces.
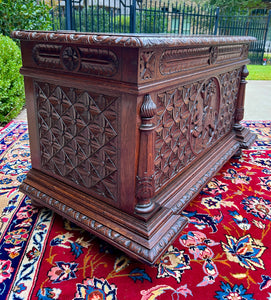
xmin=135 ymin=94 xmax=157 ymax=214
xmin=233 ymin=65 xmax=256 ymax=157
xmin=235 ymin=65 xmax=249 ymax=123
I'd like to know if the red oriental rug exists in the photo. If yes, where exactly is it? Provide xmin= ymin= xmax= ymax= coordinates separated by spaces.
xmin=0 ymin=120 xmax=270 ymax=300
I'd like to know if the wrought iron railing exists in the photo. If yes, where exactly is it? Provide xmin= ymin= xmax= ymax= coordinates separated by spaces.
xmin=46 ymin=0 xmax=271 ymax=64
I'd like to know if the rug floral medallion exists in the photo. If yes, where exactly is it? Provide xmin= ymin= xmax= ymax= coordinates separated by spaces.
xmin=0 ymin=120 xmax=270 ymax=300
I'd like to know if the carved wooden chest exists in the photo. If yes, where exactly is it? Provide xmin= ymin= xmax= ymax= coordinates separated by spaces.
xmin=13 ymin=31 xmax=256 ymax=264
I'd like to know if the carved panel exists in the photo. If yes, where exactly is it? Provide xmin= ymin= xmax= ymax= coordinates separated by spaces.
xmin=154 ymin=68 xmax=242 ymax=191
xmin=218 ymin=68 xmax=242 ymax=137
xmin=32 ymin=44 xmax=118 ymax=77
xmin=35 ymin=81 xmax=120 ymax=202
xmin=190 ymin=77 xmax=220 ymax=154
xmin=241 ymin=44 xmax=249 ymax=58
xmin=155 ymin=83 xmax=199 ymax=189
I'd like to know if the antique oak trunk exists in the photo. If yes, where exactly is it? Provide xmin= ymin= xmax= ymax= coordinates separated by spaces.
xmin=12 ymin=31 xmax=256 ymax=264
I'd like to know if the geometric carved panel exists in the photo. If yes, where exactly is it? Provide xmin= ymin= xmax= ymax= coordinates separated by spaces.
xmin=35 ymin=81 xmax=119 ymax=202
xmin=32 ymin=44 xmax=119 ymax=77
xmin=155 ymin=84 xmax=198 ymax=189
xmin=154 ymin=68 xmax=242 ymax=191
xmin=218 ymin=68 xmax=242 ymax=137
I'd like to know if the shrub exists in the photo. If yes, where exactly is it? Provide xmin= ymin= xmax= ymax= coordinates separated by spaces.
xmin=0 ymin=34 xmax=25 ymax=124
xmin=0 ymin=0 xmax=52 ymax=36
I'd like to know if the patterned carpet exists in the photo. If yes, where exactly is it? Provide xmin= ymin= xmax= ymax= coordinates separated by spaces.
xmin=0 ymin=120 xmax=270 ymax=300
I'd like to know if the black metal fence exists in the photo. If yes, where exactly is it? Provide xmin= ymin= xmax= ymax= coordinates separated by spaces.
xmin=48 ymin=0 xmax=271 ymax=64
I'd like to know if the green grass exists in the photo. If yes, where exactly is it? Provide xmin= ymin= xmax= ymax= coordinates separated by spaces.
xmin=247 ymin=65 xmax=271 ymax=80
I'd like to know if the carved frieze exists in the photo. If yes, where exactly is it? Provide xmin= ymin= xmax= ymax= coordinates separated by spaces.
xmin=32 ymin=44 xmax=118 ymax=77
xmin=160 ymin=47 xmax=210 ymax=75
xmin=35 ymin=81 xmax=120 ymax=202
xmin=159 ymin=44 xmax=248 ymax=76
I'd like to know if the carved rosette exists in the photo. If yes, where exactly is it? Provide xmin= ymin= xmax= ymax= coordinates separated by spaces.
xmin=135 ymin=94 xmax=157 ymax=214
xmin=61 ymin=46 xmax=81 ymax=71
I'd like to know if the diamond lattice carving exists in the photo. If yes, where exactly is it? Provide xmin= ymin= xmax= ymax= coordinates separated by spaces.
xmin=35 ymin=81 xmax=119 ymax=202
xmin=154 ymin=68 xmax=242 ymax=190
xmin=218 ymin=68 xmax=242 ymax=136
xmin=155 ymin=83 xmax=200 ymax=189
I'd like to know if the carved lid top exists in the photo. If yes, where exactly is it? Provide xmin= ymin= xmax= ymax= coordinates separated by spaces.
xmin=12 ymin=30 xmax=256 ymax=48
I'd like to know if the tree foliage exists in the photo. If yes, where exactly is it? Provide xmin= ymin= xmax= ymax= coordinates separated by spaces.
xmin=0 ymin=34 xmax=25 ymax=124
xmin=206 ymin=0 xmax=268 ymax=12
xmin=0 ymin=0 xmax=52 ymax=36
